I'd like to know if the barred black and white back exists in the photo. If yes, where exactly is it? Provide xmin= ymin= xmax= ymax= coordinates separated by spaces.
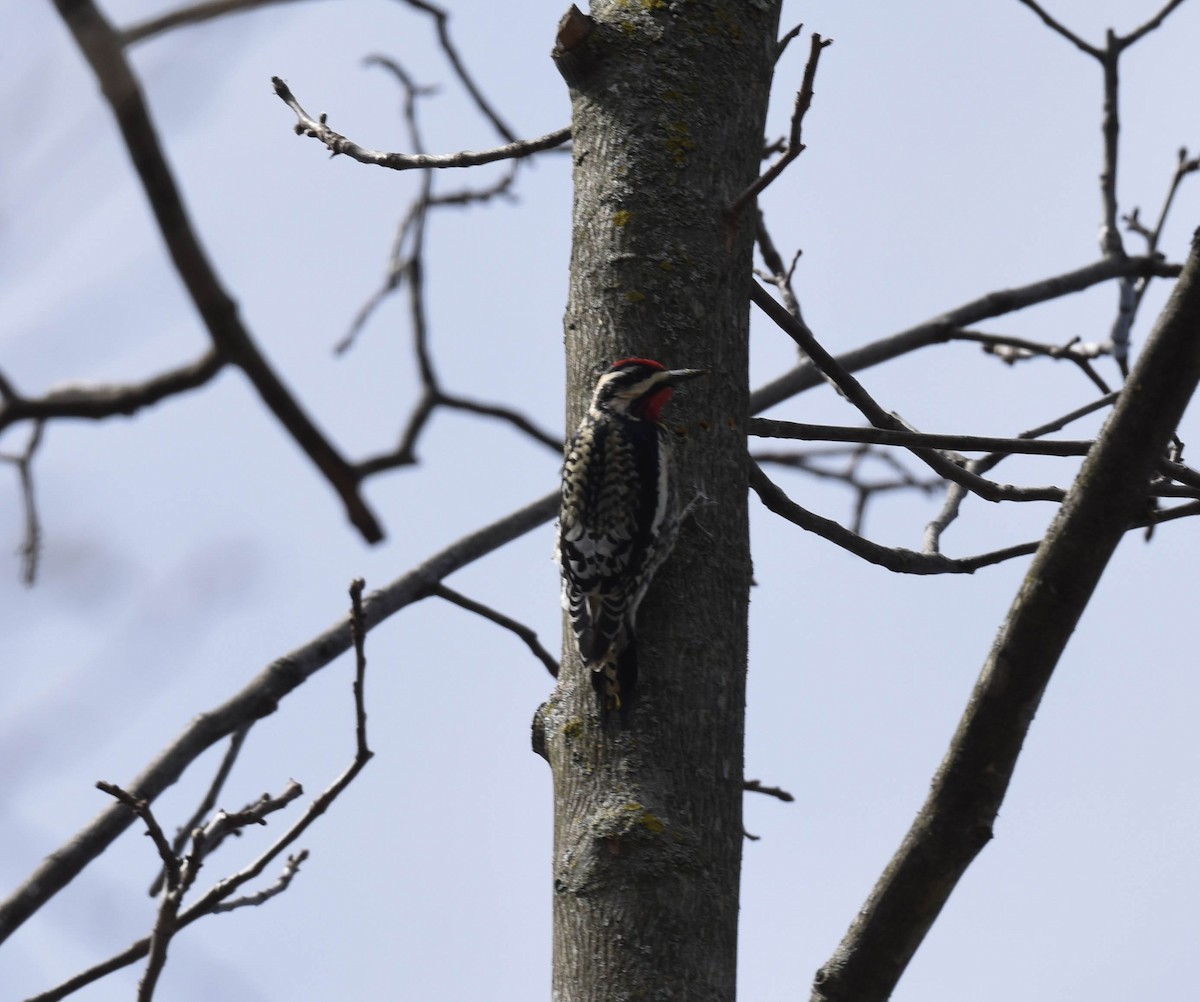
xmin=556 ymin=358 xmax=703 ymax=711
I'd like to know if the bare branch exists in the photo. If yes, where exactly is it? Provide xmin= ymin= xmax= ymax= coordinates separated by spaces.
xmin=743 ymin=779 xmax=795 ymax=802
xmin=28 ymin=940 xmax=147 ymax=1002
xmin=1122 ymin=147 xmax=1200 ymax=341
xmin=325 ymin=62 xmax=562 ymax=465
xmin=52 ymin=0 xmax=383 ymax=542
xmin=922 ymin=391 xmax=1122 ymax=551
xmin=126 ymin=0 xmax=539 ymax=156
xmin=1096 ymin=36 xmax=1127 ymax=260
xmin=1026 ymin=391 xmax=1122 ymax=437
xmin=348 ymin=578 xmax=371 ymax=759
xmin=751 ymin=283 xmax=1069 ymax=503
xmin=774 ymin=22 xmax=804 ymax=63
xmin=1013 ymin=0 xmax=1101 ymax=57
xmin=1015 ymin=0 xmax=1188 ymax=263
xmin=189 ymin=783 xmax=305 ymax=865
xmin=755 ymin=211 xmax=804 ymax=324
xmin=0 ymin=421 xmax=45 ymax=584
xmin=750 ymin=255 xmax=1178 ymax=414
xmin=812 ymin=229 xmax=1200 ymax=1002
xmin=178 ymin=737 xmax=374 ymax=945
xmin=951 ymin=329 xmax=1113 ymax=393
xmin=749 ymin=464 xmax=1040 ymax=575
xmin=121 ymin=0 xmax=300 ymax=44
xmin=1116 ymin=0 xmax=1189 ymax=48
xmin=439 ymin=394 xmax=562 ymax=452
xmin=150 ymin=726 xmax=251 ymax=897
xmin=0 ymin=489 xmax=557 ymax=944
xmin=749 ymin=419 xmax=1095 ymax=458
xmin=754 ymin=444 xmax=942 ymax=535
xmin=337 ymin=171 xmax=519 ymax=354
xmin=210 ymin=851 xmax=308 ymax=913
xmin=0 ymin=350 xmax=225 ymax=436
xmin=1160 ymin=458 xmax=1200 ymax=489
xmin=96 ymin=783 xmax=180 ymax=889
xmin=428 ymin=583 xmax=560 ymax=678
xmin=400 ymin=0 xmax=520 ymax=143
xmin=273 ymin=76 xmax=569 ymax=170
xmin=33 ymin=578 xmax=376 ymax=999
xmin=1012 ymin=0 xmax=1190 ymax=372
xmin=728 ymin=33 xmax=832 ymax=223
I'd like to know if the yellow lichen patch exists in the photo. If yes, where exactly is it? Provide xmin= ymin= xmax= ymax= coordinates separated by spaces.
xmin=664 ymin=121 xmax=696 ymax=164
xmin=622 ymin=802 xmax=666 ymax=835
xmin=625 ymin=290 xmax=646 ymax=303
xmin=639 ymin=811 xmax=665 ymax=834
xmin=659 ymin=258 xmax=673 ymax=271
xmin=562 ymin=716 xmax=583 ymax=739
xmin=613 ymin=209 xmax=633 ymax=228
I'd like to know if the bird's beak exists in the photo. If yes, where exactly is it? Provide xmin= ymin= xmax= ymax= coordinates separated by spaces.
xmin=662 ymin=368 xmax=706 ymax=384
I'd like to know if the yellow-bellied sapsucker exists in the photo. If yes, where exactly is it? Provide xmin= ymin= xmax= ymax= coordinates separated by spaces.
xmin=556 ymin=357 xmax=704 ymax=711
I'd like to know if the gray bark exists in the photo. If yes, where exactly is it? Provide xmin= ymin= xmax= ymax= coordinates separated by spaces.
xmin=534 ymin=3 xmax=781 ymax=999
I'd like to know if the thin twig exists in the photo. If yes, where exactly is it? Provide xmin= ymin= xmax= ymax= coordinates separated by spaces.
xmin=749 ymin=464 xmax=1040 ymax=575
xmin=755 ymin=210 xmax=804 ymax=324
xmin=428 ymin=584 xmax=560 ymax=678
xmin=751 ymin=283 xmax=1069 ymax=503
xmin=749 ymin=255 xmax=1178 ymax=415
xmin=401 ymin=0 xmax=520 ymax=142
xmin=1013 ymin=0 xmax=1100 ymax=55
xmin=951 ymin=329 xmax=1113 ymax=393
xmin=922 ymin=391 xmax=1121 ymax=551
xmin=273 ymin=76 xmax=569 ymax=170
xmin=1122 ymin=147 xmax=1200 ymax=333
xmin=348 ymin=578 xmax=371 ymax=758
xmin=728 ymin=33 xmax=831 ymax=223
xmin=122 ymin=0 xmax=299 ymax=44
xmin=1117 ymin=0 xmax=1189 ymax=48
xmin=0 ymin=421 xmax=45 ymax=584
xmin=0 ymin=489 xmax=559 ymax=945
xmin=743 ymin=779 xmax=795 ymax=803
xmin=210 ymin=851 xmax=309 ymax=913
xmin=96 ymin=783 xmax=180 ymax=889
xmin=150 ymin=725 xmax=251 ymax=897
xmin=439 ymin=394 xmax=562 ymax=452
xmin=331 ymin=60 xmax=562 ymax=461
xmin=775 ymin=22 xmax=804 ymax=63
xmin=1015 ymin=0 xmax=1189 ymax=352
xmin=35 ymin=587 xmax=373 ymax=1000
xmin=754 ymin=444 xmax=941 ymax=536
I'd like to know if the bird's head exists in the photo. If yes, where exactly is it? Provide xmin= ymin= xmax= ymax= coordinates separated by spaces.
xmin=589 ymin=357 xmax=705 ymax=422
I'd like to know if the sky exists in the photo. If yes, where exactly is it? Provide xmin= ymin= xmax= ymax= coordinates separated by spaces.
xmin=2 ymin=1 xmax=1199 ymax=999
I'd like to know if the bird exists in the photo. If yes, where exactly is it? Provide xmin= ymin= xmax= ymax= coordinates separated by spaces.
xmin=556 ymin=357 xmax=704 ymax=712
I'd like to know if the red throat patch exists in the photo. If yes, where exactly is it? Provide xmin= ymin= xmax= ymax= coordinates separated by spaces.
xmin=638 ymin=386 xmax=674 ymax=422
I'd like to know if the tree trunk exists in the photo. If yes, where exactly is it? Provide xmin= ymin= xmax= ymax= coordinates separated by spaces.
xmin=535 ymin=3 xmax=780 ymax=999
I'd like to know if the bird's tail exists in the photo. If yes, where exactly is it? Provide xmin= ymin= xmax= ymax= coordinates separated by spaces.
xmin=591 ymin=641 xmax=638 ymax=716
